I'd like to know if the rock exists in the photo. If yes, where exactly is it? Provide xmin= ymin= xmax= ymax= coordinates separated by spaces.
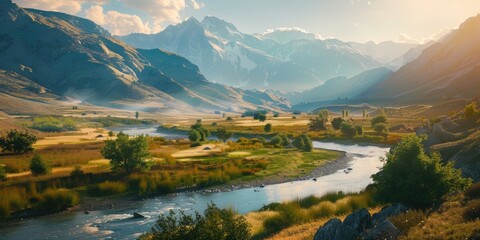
xmin=360 ymin=219 xmax=400 ymax=240
xmin=343 ymin=208 xmax=372 ymax=234
xmin=133 ymin=212 xmax=146 ymax=219
xmin=372 ymin=204 xmax=408 ymax=226
xmin=313 ymin=218 xmax=357 ymax=240
xmin=84 ymin=211 xmax=90 ymax=214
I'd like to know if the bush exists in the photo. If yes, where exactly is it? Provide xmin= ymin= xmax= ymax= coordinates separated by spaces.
xmin=331 ymin=117 xmax=345 ymax=130
xmin=463 ymin=200 xmax=480 ymax=221
xmin=371 ymin=115 xmax=387 ymax=127
xmin=226 ymin=117 xmax=233 ymax=121
xmin=0 ymin=130 xmax=37 ymax=154
xmin=371 ymin=135 xmax=471 ymax=209
xmin=269 ymin=135 xmax=283 ymax=147
xmin=308 ymin=117 xmax=327 ymax=131
xmin=355 ymin=125 xmax=364 ymax=135
xmin=465 ymin=183 xmax=480 ymax=199
xmin=144 ymin=203 xmax=251 ymax=240
xmin=340 ymin=122 xmax=357 ymax=138
xmin=264 ymin=123 xmax=272 ymax=133
xmin=70 ymin=166 xmax=85 ymax=178
xmin=373 ymin=123 xmax=388 ymax=134
xmin=389 ymin=210 xmax=427 ymax=233
xmin=292 ymin=134 xmax=313 ymax=152
xmin=30 ymin=155 xmax=50 ymax=176
xmin=34 ymin=188 xmax=78 ymax=213
xmin=263 ymin=204 xmax=310 ymax=235
xmin=279 ymin=134 xmax=291 ymax=146
xmin=90 ymin=181 xmax=128 ymax=196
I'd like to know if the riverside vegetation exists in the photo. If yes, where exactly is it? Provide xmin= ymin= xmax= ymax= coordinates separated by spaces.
xmin=1 ymin=101 xmax=478 ymax=239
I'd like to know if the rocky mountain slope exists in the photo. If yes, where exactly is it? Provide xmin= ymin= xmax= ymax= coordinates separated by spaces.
xmin=0 ymin=1 xmax=289 ymax=113
xmin=365 ymin=14 xmax=480 ymax=103
xmin=120 ymin=17 xmax=382 ymax=91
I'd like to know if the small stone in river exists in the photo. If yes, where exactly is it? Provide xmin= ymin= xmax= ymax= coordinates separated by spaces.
xmin=133 ymin=212 xmax=146 ymax=219
xmin=84 ymin=211 xmax=90 ymax=214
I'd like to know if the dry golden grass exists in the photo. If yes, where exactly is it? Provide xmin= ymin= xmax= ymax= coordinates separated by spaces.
xmin=171 ymin=143 xmax=226 ymax=158
xmin=245 ymin=211 xmax=279 ymax=236
xmin=400 ymin=198 xmax=480 ymax=240
xmin=266 ymin=207 xmax=382 ymax=240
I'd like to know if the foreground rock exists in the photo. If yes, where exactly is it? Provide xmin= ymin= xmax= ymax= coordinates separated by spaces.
xmin=313 ymin=205 xmax=407 ymax=240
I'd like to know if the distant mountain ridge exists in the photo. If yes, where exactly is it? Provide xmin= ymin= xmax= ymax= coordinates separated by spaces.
xmin=120 ymin=17 xmax=385 ymax=91
xmin=0 ymin=1 xmax=289 ymax=113
xmin=364 ymin=14 xmax=480 ymax=102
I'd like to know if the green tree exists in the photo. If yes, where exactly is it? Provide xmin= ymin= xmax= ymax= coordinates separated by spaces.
xmin=270 ymin=135 xmax=284 ymax=147
xmin=216 ymin=127 xmax=232 ymax=143
xmin=191 ymin=122 xmax=210 ymax=141
xmin=135 ymin=112 xmax=139 ymax=119
xmin=371 ymin=135 xmax=471 ymax=209
xmin=144 ymin=203 xmax=251 ymax=240
xmin=30 ymin=155 xmax=50 ymax=176
xmin=258 ymin=114 xmax=267 ymax=122
xmin=308 ymin=117 xmax=326 ymax=131
xmin=331 ymin=117 xmax=345 ymax=130
xmin=264 ymin=123 xmax=272 ymax=133
xmin=371 ymin=115 xmax=387 ymax=127
xmin=373 ymin=123 xmax=388 ymax=134
xmin=273 ymin=113 xmax=279 ymax=118
xmin=292 ymin=134 xmax=313 ymax=152
xmin=0 ymin=130 xmax=37 ymax=154
xmin=279 ymin=134 xmax=291 ymax=146
xmin=101 ymin=133 xmax=151 ymax=175
xmin=340 ymin=122 xmax=357 ymax=138
xmin=189 ymin=129 xmax=201 ymax=142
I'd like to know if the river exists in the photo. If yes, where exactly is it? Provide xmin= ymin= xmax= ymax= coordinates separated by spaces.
xmin=0 ymin=126 xmax=389 ymax=240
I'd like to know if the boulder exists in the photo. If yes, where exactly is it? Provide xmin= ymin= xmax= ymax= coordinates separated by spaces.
xmin=360 ymin=219 xmax=400 ymax=240
xmin=133 ymin=212 xmax=146 ymax=219
xmin=372 ymin=204 xmax=408 ymax=226
xmin=343 ymin=208 xmax=372 ymax=234
xmin=313 ymin=218 xmax=357 ymax=240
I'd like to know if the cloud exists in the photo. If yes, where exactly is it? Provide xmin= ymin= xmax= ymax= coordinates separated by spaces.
xmin=191 ymin=0 xmax=204 ymax=10
xmin=13 ymin=0 xmax=108 ymax=15
xmin=121 ymin=0 xmax=188 ymax=32
xmin=264 ymin=27 xmax=324 ymax=40
xmin=85 ymin=5 xmax=153 ymax=36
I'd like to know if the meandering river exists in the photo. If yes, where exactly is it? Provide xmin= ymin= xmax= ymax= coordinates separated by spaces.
xmin=0 ymin=126 xmax=389 ymax=240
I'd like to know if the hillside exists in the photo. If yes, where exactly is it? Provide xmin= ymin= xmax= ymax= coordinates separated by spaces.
xmin=365 ymin=14 xmax=480 ymax=103
xmin=0 ymin=1 xmax=288 ymax=113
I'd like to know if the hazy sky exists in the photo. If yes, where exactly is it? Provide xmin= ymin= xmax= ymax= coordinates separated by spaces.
xmin=13 ymin=0 xmax=480 ymax=43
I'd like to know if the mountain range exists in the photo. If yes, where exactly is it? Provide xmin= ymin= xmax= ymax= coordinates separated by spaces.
xmin=120 ymin=17 xmax=417 ymax=91
xmin=0 ymin=0 xmax=289 ymax=113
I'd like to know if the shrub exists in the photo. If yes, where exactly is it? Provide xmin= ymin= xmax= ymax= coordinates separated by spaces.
xmin=269 ymin=135 xmax=283 ymax=147
xmin=464 ymin=102 xmax=480 ymax=122
xmin=373 ymin=123 xmax=388 ymax=134
xmin=355 ymin=125 xmax=364 ymax=135
xmin=465 ymin=183 xmax=480 ymax=199
xmin=340 ymin=122 xmax=357 ymax=138
xmin=292 ymin=134 xmax=313 ymax=152
xmin=463 ymin=200 xmax=480 ymax=221
xmin=264 ymin=123 xmax=272 ymax=133
xmin=216 ymin=127 xmax=232 ymax=142
xmin=331 ymin=117 xmax=345 ymax=130
xmin=144 ymin=203 xmax=250 ymax=240
xmin=0 ymin=130 xmax=37 ymax=154
xmin=390 ymin=210 xmax=426 ymax=233
xmin=70 ymin=166 xmax=85 ymax=178
xmin=309 ymin=117 xmax=327 ymax=131
xmin=371 ymin=115 xmax=387 ymax=127
xmin=226 ymin=117 xmax=233 ymax=121
xmin=30 ymin=155 xmax=50 ymax=176
xmin=371 ymin=135 xmax=471 ymax=209
xmin=279 ymin=134 xmax=291 ymax=146
xmin=90 ymin=181 xmax=128 ymax=196
xmin=263 ymin=204 xmax=310 ymax=235
xmin=34 ymin=188 xmax=78 ymax=213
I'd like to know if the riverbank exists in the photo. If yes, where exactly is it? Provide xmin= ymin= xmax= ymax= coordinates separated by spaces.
xmin=71 ymin=150 xmax=352 ymax=213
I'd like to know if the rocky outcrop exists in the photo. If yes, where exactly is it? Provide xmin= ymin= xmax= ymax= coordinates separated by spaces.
xmin=360 ymin=219 xmax=401 ymax=240
xmin=313 ymin=205 xmax=407 ymax=240
xmin=313 ymin=218 xmax=357 ymax=240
